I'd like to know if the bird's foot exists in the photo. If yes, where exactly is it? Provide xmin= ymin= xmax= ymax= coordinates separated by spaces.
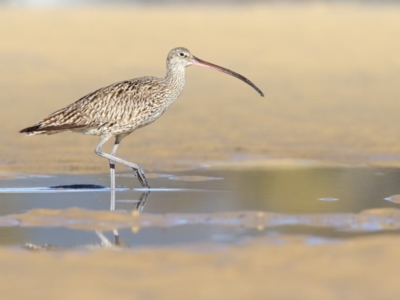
xmin=132 ymin=167 xmax=150 ymax=189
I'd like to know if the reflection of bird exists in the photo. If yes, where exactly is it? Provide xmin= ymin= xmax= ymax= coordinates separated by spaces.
xmin=97 ymin=191 xmax=150 ymax=248
xmin=20 ymin=47 xmax=264 ymax=190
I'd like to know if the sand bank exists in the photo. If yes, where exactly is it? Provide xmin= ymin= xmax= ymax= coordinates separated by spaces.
xmin=0 ymin=235 xmax=400 ymax=299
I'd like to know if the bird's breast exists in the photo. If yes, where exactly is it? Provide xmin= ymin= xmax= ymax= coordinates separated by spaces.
xmin=132 ymin=80 xmax=185 ymax=127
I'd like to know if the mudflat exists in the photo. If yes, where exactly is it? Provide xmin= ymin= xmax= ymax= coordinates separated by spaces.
xmin=1 ymin=4 xmax=400 ymax=299
xmin=1 ymin=235 xmax=400 ymax=300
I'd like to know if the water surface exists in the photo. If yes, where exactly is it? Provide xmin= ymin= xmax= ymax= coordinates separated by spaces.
xmin=0 ymin=166 xmax=400 ymax=249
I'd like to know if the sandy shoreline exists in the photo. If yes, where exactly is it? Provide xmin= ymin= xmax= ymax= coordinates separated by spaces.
xmin=0 ymin=235 xmax=399 ymax=299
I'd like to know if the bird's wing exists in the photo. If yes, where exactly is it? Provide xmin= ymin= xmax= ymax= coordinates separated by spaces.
xmin=20 ymin=77 xmax=159 ymax=135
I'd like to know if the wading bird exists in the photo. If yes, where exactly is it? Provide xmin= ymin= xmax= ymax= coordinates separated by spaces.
xmin=20 ymin=47 xmax=264 ymax=192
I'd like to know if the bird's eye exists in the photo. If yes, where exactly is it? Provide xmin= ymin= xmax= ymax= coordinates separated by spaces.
xmin=179 ymin=52 xmax=185 ymax=57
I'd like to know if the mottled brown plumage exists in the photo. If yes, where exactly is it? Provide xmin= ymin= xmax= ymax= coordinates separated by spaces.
xmin=21 ymin=51 xmax=188 ymax=138
xmin=20 ymin=47 xmax=263 ymax=192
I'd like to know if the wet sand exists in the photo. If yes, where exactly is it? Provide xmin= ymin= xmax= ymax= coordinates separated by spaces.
xmin=1 ymin=235 xmax=400 ymax=299
xmin=2 ymin=4 xmax=400 ymax=299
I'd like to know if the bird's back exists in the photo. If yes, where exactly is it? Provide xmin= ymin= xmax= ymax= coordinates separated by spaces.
xmin=20 ymin=76 xmax=181 ymax=137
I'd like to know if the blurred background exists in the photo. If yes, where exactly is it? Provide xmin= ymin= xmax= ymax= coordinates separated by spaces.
xmin=1 ymin=0 xmax=400 ymax=174
xmin=1 ymin=0 xmax=399 ymax=4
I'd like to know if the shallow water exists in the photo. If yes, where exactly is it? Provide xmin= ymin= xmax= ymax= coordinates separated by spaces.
xmin=1 ymin=166 xmax=400 ymax=249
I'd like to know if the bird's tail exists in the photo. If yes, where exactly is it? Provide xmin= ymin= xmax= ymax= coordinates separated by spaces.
xmin=19 ymin=115 xmax=82 ymax=135
xmin=19 ymin=122 xmax=83 ymax=135
xmin=19 ymin=125 xmax=44 ymax=136
xmin=19 ymin=105 xmax=87 ymax=136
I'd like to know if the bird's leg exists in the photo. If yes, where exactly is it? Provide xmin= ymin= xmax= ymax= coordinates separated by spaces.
xmin=110 ymin=141 xmax=123 ymax=247
xmin=109 ymin=139 xmax=120 ymax=211
xmin=95 ymin=137 xmax=150 ymax=188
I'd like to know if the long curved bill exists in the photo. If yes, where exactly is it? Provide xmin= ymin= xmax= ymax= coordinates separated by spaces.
xmin=192 ymin=56 xmax=264 ymax=97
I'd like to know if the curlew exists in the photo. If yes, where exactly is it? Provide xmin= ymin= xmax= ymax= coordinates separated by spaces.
xmin=20 ymin=47 xmax=264 ymax=193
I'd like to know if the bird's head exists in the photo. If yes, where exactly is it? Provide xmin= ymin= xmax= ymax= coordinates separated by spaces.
xmin=167 ymin=47 xmax=264 ymax=97
xmin=167 ymin=47 xmax=194 ymax=67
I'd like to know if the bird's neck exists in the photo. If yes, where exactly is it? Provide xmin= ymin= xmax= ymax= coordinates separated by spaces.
xmin=164 ymin=64 xmax=186 ymax=94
